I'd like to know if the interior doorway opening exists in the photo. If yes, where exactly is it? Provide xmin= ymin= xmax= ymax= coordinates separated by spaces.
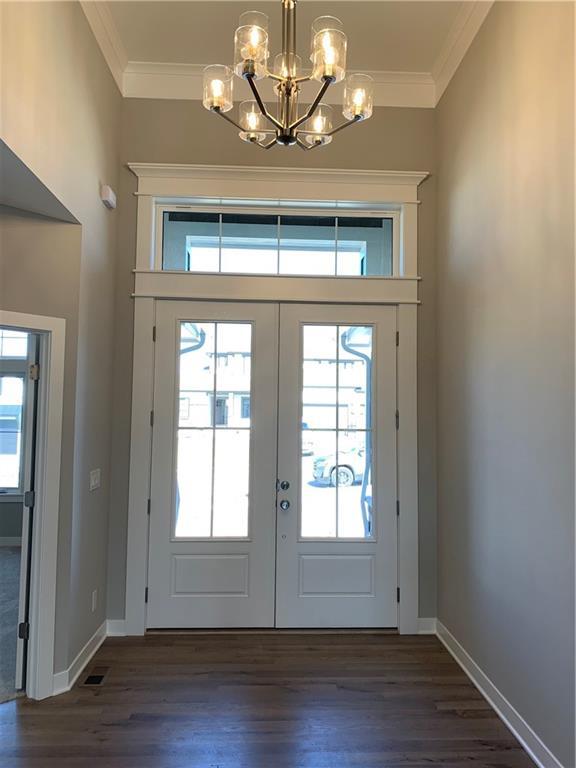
xmin=0 ymin=328 xmax=40 ymax=702
xmin=0 ymin=310 xmax=65 ymax=700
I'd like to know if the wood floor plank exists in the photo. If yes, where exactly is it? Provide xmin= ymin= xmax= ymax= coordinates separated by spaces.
xmin=0 ymin=633 xmax=535 ymax=767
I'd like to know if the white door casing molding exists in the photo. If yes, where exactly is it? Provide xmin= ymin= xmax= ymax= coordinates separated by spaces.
xmin=125 ymin=163 xmax=427 ymax=635
xmin=128 ymin=164 xmax=428 ymax=278
xmin=0 ymin=310 xmax=65 ymax=699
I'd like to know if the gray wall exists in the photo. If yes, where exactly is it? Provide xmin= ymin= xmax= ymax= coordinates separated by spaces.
xmin=0 ymin=1 xmax=121 ymax=673
xmin=107 ymin=99 xmax=438 ymax=619
xmin=435 ymin=3 xmax=574 ymax=765
xmin=0 ymin=503 xmax=22 ymax=539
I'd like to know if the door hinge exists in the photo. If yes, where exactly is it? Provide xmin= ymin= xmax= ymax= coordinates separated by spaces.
xmin=150 ymin=410 xmax=154 ymax=427
xmin=18 ymin=622 xmax=30 ymax=640
xmin=152 ymin=325 xmax=156 ymax=342
xmin=23 ymin=490 xmax=35 ymax=509
xmin=395 ymin=410 xmax=399 ymax=430
xmin=29 ymin=363 xmax=40 ymax=381
xmin=145 ymin=587 xmax=149 ymax=603
xmin=147 ymin=498 xmax=151 ymax=516
xmin=396 ymin=331 xmax=399 ymax=347
xmin=396 ymin=500 xmax=400 ymax=517
xmin=397 ymin=587 xmax=400 ymax=604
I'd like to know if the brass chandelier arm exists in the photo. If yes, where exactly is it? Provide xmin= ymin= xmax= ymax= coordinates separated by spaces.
xmin=214 ymin=107 xmax=277 ymax=148
xmin=268 ymin=73 xmax=311 ymax=85
xmin=325 ymin=114 xmax=363 ymax=136
xmin=289 ymin=76 xmax=333 ymax=131
xmin=246 ymin=74 xmax=283 ymax=131
xmin=296 ymin=136 xmax=321 ymax=151
xmin=258 ymin=138 xmax=278 ymax=149
xmin=211 ymin=106 xmax=244 ymax=131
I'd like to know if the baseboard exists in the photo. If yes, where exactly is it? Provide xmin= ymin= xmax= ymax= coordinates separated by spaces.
xmin=436 ymin=621 xmax=565 ymax=768
xmin=106 ymin=619 xmax=126 ymax=636
xmin=0 ymin=537 xmax=22 ymax=546
xmin=52 ymin=620 xmax=107 ymax=695
xmin=417 ymin=617 xmax=437 ymax=634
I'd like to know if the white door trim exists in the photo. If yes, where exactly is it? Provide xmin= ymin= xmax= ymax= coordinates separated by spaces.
xmin=127 ymin=163 xmax=429 ymax=277
xmin=0 ymin=309 xmax=65 ymax=699
xmin=125 ymin=163 xmax=423 ymax=635
xmin=125 ymin=296 xmax=418 ymax=635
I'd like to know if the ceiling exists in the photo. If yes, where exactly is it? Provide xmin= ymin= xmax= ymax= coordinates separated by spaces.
xmin=108 ymin=1 xmax=461 ymax=72
xmin=82 ymin=1 xmax=494 ymax=107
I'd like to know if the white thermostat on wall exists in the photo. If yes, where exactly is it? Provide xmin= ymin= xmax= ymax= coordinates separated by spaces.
xmin=100 ymin=184 xmax=117 ymax=210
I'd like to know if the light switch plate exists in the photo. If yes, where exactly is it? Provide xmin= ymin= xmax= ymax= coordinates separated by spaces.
xmin=89 ymin=469 xmax=101 ymax=491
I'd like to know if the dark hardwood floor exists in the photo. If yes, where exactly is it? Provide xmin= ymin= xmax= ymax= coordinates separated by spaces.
xmin=0 ymin=632 xmax=535 ymax=767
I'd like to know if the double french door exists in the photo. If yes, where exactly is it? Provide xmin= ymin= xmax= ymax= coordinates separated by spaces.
xmin=147 ymin=301 xmax=398 ymax=628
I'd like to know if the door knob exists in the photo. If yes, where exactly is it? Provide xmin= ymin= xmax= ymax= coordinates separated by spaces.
xmin=279 ymin=499 xmax=290 ymax=511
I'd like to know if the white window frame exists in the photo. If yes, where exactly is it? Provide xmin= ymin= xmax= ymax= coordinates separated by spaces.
xmin=124 ymin=163 xmax=428 ymax=637
xmin=153 ymin=203 xmax=402 ymax=278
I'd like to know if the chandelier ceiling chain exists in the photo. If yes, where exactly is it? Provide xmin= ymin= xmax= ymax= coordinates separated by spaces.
xmin=202 ymin=0 xmax=374 ymax=149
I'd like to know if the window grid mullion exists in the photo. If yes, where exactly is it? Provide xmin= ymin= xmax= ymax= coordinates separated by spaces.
xmin=276 ymin=215 xmax=281 ymax=275
xmin=334 ymin=217 xmax=339 ymax=277
xmin=335 ymin=326 xmax=340 ymax=539
xmin=218 ymin=214 xmax=222 ymax=273
xmin=209 ymin=323 xmax=218 ymax=537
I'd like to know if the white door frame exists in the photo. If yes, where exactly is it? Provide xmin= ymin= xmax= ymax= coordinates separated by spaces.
xmin=125 ymin=163 xmax=427 ymax=636
xmin=0 ymin=310 xmax=65 ymax=699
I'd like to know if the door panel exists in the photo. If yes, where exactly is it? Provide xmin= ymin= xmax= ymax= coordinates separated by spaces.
xmin=147 ymin=301 xmax=278 ymax=628
xmin=147 ymin=301 xmax=398 ymax=629
xmin=275 ymin=304 xmax=398 ymax=628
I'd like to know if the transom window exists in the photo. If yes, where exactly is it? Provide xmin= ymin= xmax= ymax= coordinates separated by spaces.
xmin=160 ymin=210 xmax=395 ymax=277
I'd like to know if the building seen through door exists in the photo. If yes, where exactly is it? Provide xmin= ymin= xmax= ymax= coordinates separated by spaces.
xmin=176 ymin=321 xmax=374 ymax=540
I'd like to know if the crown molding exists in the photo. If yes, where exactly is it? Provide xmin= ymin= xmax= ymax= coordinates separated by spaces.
xmin=80 ymin=0 xmax=128 ymax=94
xmin=128 ymin=163 xmax=429 ymax=186
xmin=83 ymin=1 xmax=495 ymax=108
xmin=123 ymin=63 xmax=435 ymax=108
xmin=432 ymin=1 xmax=494 ymax=104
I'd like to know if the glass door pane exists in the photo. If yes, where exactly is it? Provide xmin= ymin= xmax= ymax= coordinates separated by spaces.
xmin=175 ymin=321 xmax=252 ymax=538
xmin=300 ymin=324 xmax=373 ymax=539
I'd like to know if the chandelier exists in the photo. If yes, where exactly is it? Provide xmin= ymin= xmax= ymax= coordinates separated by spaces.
xmin=202 ymin=0 xmax=374 ymax=150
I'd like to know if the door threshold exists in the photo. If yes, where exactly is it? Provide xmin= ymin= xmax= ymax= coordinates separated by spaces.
xmin=146 ymin=628 xmax=399 ymax=635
